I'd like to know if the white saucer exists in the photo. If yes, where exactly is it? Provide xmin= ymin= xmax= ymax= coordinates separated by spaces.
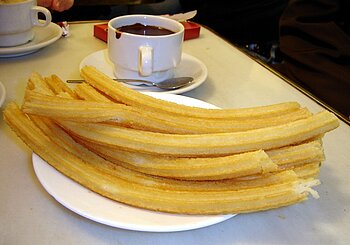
xmin=80 ymin=49 xmax=208 ymax=94
xmin=0 ymin=81 xmax=5 ymax=108
xmin=32 ymin=93 xmax=235 ymax=232
xmin=0 ymin=22 xmax=62 ymax=58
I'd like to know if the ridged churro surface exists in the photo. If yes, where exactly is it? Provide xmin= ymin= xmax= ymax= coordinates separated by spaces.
xmin=3 ymin=69 xmax=339 ymax=214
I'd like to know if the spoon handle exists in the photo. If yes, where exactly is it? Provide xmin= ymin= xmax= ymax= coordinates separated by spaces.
xmin=66 ymin=78 xmax=155 ymax=86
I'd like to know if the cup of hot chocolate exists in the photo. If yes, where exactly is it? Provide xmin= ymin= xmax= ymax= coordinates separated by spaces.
xmin=108 ymin=15 xmax=185 ymax=83
xmin=0 ymin=0 xmax=52 ymax=47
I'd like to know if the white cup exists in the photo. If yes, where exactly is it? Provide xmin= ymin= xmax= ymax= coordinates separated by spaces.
xmin=0 ymin=0 xmax=52 ymax=47
xmin=108 ymin=14 xmax=184 ymax=83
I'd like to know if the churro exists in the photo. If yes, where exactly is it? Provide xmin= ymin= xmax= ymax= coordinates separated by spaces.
xmin=81 ymin=65 xmax=302 ymax=119
xmin=75 ymin=137 xmax=323 ymax=180
xmin=57 ymin=111 xmax=338 ymax=156
xmin=74 ymin=82 xmax=112 ymax=102
xmin=44 ymin=75 xmax=78 ymax=99
xmin=28 ymin=113 xmax=302 ymax=192
xmin=268 ymin=140 xmax=325 ymax=169
xmin=23 ymin=90 xmax=312 ymax=134
xmin=77 ymin=139 xmax=277 ymax=180
xmin=3 ymin=70 xmax=339 ymax=215
xmin=4 ymin=103 xmax=319 ymax=214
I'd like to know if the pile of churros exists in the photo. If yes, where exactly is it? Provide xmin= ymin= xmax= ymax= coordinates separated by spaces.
xmin=3 ymin=66 xmax=339 ymax=214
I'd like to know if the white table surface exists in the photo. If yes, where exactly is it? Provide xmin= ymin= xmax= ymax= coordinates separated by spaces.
xmin=1 ymin=22 xmax=349 ymax=245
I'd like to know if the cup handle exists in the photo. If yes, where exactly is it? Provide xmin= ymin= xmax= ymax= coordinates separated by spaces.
xmin=138 ymin=46 xmax=153 ymax=76
xmin=31 ymin=6 xmax=52 ymax=27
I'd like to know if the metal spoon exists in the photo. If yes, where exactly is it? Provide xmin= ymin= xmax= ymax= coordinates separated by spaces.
xmin=67 ymin=77 xmax=194 ymax=90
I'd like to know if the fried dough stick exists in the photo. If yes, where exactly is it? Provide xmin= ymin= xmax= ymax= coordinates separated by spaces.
xmin=74 ymin=82 xmax=112 ymax=102
xmin=23 ymin=90 xmax=312 ymax=134
xmin=34 ymin=72 xmax=324 ymax=180
xmin=268 ymin=140 xmax=325 ymax=170
xmin=57 ymin=111 xmax=339 ymax=156
xmin=24 ymin=74 xmax=327 ymax=179
xmin=29 ymin=113 xmax=303 ymax=192
xmin=75 ymin=137 xmax=323 ymax=180
xmin=27 ymin=72 xmax=54 ymax=96
xmin=23 ymin=91 xmax=148 ymax=123
xmin=4 ymin=103 xmax=319 ymax=214
xmin=31 ymin=111 xmax=321 ymax=183
xmin=44 ymin=75 xmax=78 ymax=99
xmin=80 ymin=66 xmax=302 ymax=119
xmin=23 ymin=75 xmax=281 ymax=180
xmin=293 ymin=163 xmax=320 ymax=179
xmin=76 ymin=138 xmax=276 ymax=180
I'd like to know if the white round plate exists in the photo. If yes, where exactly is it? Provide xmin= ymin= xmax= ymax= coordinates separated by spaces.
xmin=0 ymin=81 xmax=5 ymax=107
xmin=79 ymin=49 xmax=208 ymax=94
xmin=0 ymin=22 xmax=62 ymax=58
xmin=32 ymin=93 xmax=235 ymax=232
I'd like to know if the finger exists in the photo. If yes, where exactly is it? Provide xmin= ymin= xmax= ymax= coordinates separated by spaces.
xmin=51 ymin=0 xmax=74 ymax=12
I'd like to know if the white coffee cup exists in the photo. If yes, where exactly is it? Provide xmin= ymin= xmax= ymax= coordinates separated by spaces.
xmin=108 ymin=14 xmax=184 ymax=83
xmin=0 ymin=0 xmax=52 ymax=47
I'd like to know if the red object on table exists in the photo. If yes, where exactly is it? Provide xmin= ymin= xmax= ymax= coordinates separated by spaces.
xmin=93 ymin=21 xmax=201 ymax=42
xmin=181 ymin=21 xmax=201 ymax=40
xmin=93 ymin=23 xmax=108 ymax=42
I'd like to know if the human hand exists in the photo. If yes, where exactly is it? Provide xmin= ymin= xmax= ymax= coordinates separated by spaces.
xmin=37 ymin=0 xmax=74 ymax=12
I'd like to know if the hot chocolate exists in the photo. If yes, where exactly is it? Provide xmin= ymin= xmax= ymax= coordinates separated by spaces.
xmin=116 ymin=23 xmax=175 ymax=38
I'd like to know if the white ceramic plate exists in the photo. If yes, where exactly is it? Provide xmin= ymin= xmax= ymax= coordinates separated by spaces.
xmin=32 ymin=93 xmax=235 ymax=232
xmin=79 ymin=49 xmax=208 ymax=94
xmin=0 ymin=81 xmax=5 ymax=107
xmin=0 ymin=22 xmax=62 ymax=58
